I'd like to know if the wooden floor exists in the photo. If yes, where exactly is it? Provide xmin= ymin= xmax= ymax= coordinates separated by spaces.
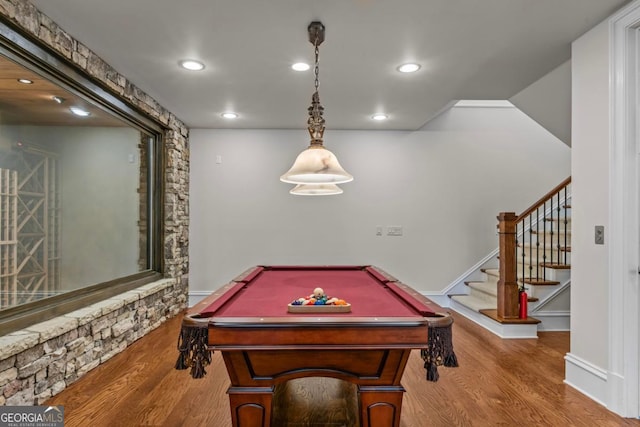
xmin=47 ymin=310 xmax=640 ymax=427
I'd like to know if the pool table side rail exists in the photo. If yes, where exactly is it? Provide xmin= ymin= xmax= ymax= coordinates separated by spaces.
xmin=184 ymin=266 xmax=267 ymax=321
xmin=207 ymin=316 xmax=428 ymax=325
xmin=207 ymin=322 xmax=430 ymax=348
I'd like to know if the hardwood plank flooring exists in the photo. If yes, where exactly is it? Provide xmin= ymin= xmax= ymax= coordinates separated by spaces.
xmin=47 ymin=311 xmax=640 ymax=427
xmin=272 ymin=378 xmax=359 ymax=426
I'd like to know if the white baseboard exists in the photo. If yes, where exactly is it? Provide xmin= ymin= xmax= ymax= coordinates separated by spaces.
xmin=564 ymin=352 xmax=608 ymax=407
xmin=448 ymin=299 xmax=538 ymax=339
xmin=423 ymin=292 xmax=450 ymax=308
xmin=531 ymin=310 xmax=570 ymax=331
xmin=188 ymin=291 xmax=212 ymax=307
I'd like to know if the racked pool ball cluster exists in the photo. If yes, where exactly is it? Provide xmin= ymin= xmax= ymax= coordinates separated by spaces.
xmin=290 ymin=287 xmax=348 ymax=306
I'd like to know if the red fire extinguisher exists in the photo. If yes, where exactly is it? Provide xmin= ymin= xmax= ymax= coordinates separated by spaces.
xmin=519 ymin=290 xmax=528 ymax=319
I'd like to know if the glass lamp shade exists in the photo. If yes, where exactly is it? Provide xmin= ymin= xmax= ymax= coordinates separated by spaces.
xmin=290 ymin=183 xmax=343 ymax=196
xmin=280 ymin=146 xmax=353 ymax=184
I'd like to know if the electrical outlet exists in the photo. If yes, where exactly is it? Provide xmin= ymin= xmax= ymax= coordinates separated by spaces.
xmin=387 ymin=226 xmax=403 ymax=236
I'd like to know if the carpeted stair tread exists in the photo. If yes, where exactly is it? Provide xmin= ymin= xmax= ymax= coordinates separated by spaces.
xmin=544 ymin=216 xmax=572 ymax=222
xmin=481 ymin=268 xmax=499 ymax=277
xmin=518 ymin=242 xmax=570 ymax=251
xmin=520 ymin=279 xmax=560 ymax=286
xmin=530 ymin=230 xmax=571 ymax=236
xmin=543 ymin=217 xmax=572 ymax=230
xmin=539 ymin=263 xmax=570 ymax=269
xmin=464 ymin=280 xmax=497 ymax=297
xmin=529 ymin=230 xmax=572 ymax=245
xmin=450 ymin=294 xmax=496 ymax=312
xmin=516 ymin=255 xmax=571 ymax=267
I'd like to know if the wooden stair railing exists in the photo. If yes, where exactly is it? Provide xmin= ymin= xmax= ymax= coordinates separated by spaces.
xmin=496 ymin=177 xmax=571 ymax=320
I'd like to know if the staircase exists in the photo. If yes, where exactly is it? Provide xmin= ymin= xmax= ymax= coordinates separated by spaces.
xmin=449 ymin=177 xmax=571 ymax=338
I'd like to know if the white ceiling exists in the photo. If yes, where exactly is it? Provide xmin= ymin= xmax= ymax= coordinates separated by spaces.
xmin=31 ymin=0 xmax=630 ymax=131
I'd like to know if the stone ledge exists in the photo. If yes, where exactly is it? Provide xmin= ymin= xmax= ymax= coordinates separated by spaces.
xmin=0 ymin=332 xmax=40 ymax=362
xmin=25 ymin=317 xmax=79 ymax=344
xmin=135 ymin=278 xmax=175 ymax=298
xmin=95 ymin=298 xmax=125 ymax=316
xmin=64 ymin=306 xmax=103 ymax=327
xmin=118 ymin=290 xmax=142 ymax=305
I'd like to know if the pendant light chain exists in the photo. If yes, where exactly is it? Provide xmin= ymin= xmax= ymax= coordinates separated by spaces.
xmin=314 ymin=39 xmax=320 ymax=92
xmin=307 ymin=33 xmax=325 ymax=147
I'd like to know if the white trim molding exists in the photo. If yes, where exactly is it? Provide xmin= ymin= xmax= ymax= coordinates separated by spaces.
xmin=423 ymin=292 xmax=450 ymax=308
xmin=188 ymin=290 xmax=212 ymax=307
xmin=448 ymin=299 xmax=538 ymax=339
xmin=565 ymin=353 xmax=608 ymax=407
xmin=608 ymin=0 xmax=640 ymax=417
xmin=531 ymin=311 xmax=570 ymax=332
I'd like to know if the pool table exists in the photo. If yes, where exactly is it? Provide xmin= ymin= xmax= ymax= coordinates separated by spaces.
xmin=176 ymin=265 xmax=457 ymax=427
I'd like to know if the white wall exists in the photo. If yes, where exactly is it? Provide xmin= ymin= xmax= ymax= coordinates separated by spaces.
xmin=569 ymin=20 xmax=611 ymax=394
xmin=569 ymin=2 xmax=640 ymax=414
xmin=510 ymin=60 xmax=572 ymax=146
xmin=190 ymin=105 xmax=570 ymax=295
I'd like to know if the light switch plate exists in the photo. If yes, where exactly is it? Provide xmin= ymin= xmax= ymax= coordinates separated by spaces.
xmin=595 ymin=225 xmax=604 ymax=245
xmin=387 ymin=226 xmax=403 ymax=236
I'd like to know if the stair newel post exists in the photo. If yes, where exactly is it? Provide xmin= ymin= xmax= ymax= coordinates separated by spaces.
xmin=497 ymin=212 xmax=519 ymax=319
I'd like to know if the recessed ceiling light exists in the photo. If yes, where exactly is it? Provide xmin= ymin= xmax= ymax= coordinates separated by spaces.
xmin=221 ymin=112 xmax=238 ymax=119
xmin=397 ymin=63 xmax=421 ymax=73
xmin=371 ymin=114 xmax=388 ymax=121
xmin=52 ymin=96 xmax=65 ymax=104
xmin=291 ymin=62 xmax=310 ymax=71
xmin=179 ymin=60 xmax=205 ymax=71
xmin=70 ymin=107 xmax=91 ymax=117
xmin=17 ymin=78 xmax=33 ymax=84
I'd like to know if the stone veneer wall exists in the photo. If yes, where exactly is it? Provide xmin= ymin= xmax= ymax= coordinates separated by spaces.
xmin=0 ymin=0 xmax=190 ymax=404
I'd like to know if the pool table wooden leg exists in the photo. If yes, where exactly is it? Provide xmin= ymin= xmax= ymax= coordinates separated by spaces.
xmin=358 ymin=385 xmax=405 ymax=427
xmin=227 ymin=386 xmax=273 ymax=427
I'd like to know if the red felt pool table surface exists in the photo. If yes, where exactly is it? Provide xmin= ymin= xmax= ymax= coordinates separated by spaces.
xmin=202 ymin=265 xmax=431 ymax=318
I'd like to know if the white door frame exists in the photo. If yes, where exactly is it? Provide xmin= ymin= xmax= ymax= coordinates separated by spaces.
xmin=608 ymin=0 xmax=640 ymax=417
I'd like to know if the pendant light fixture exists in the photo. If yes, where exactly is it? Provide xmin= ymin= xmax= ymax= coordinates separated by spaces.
xmin=280 ymin=21 xmax=353 ymax=194
xmin=290 ymin=183 xmax=343 ymax=196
